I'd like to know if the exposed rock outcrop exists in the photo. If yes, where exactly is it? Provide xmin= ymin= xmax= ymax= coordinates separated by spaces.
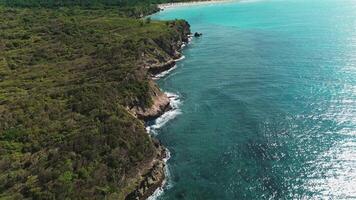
xmin=140 ymin=20 xmax=190 ymax=75
xmin=194 ymin=32 xmax=203 ymax=37
xmin=124 ymin=20 xmax=191 ymax=200
xmin=148 ymin=59 xmax=176 ymax=75
xmin=131 ymin=89 xmax=171 ymax=121
xmin=125 ymin=140 xmax=167 ymax=200
xmin=129 ymin=20 xmax=190 ymax=122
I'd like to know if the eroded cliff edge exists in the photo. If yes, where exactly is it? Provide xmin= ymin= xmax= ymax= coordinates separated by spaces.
xmin=125 ymin=20 xmax=190 ymax=200
xmin=128 ymin=20 xmax=190 ymax=122
xmin=0 ymin=7 xmax=190 ymax=200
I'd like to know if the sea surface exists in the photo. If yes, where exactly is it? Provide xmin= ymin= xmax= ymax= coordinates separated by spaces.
xmin=151 ymin=0 xmax=356 ymax=199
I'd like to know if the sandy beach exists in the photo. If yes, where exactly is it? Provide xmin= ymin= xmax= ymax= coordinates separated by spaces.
xmin=158 ymin=0 xmax=236 ymax=10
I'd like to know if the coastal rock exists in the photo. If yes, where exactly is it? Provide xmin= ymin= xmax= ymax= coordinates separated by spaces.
xmin=125 ymin=141 xmax=167 ymax=200
xmin=194 ymin=32 xmax=203 ymax=37
xmin=139 ymin=20 xmax=190 ymax=76
xmin=130 ymin=87 xmax=171 ymax=121
xmin=129 ymin=21 xmax=190 ymax=121
xmin=125 ymin=19 xmax=191 ymax=200
xmin=148 ymin=59 xmax=176 ymax=75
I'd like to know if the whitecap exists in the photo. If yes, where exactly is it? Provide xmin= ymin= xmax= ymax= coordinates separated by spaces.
xmin=147 ymin=149 xmax=173 ymax=200
xmin=152 ymin=55 xmax=186 ymax=80
xmin=152 ymin=65 xmax=178 ymax=80
xmin=188 ymin=35 xmax=193 ymax=43
xmin=148 ymin=92 xmax=182 ymax=135
xmin=145 ymin=92 xmax=180 ymax=199
xmin=146 ymin=36 xmax=188 ymax=199
xmin=175 ymin=55 xmax=185 ymax=62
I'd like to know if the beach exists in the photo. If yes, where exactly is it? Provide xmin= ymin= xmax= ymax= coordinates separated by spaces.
xmin=158 ymin=0 xmax=235 ymax=10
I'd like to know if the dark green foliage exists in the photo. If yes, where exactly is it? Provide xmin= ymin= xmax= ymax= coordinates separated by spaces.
xmin=0 ymin=0 xmax=207 ymax=7
xmin=0 ymin=0 xmax=161 ymax=17
xmin=0 ymin=7 xmax=188 ymax=199
xmin=0 ymin=0 xmax=151 ymax=7
xmin=0 ymin=0 xmax=211 ymax=18
xmin=145 ymin=17 xmax=151 ymax=24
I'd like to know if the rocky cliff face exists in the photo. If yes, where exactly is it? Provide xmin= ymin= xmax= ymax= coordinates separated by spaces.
xmin=125 ymin=140 xmax=167 ymax=200
xmin=129 ymin=81 xmax=171 ymax=121
xmin=125 ymin=20 xmax=190 ymax=200
xmin=130 ymin=20 xmax=190 ymax=121
xmin=140 ymin=20 xmax=191 ymax=75
xmin=0 ymin=6 xmax=190 ymax=200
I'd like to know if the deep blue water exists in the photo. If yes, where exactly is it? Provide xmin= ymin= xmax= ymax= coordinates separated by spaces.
xmin=151 ymin=0 xmax=356 ymax=199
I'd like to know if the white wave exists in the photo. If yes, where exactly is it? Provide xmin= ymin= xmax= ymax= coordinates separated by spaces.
xmin=152 ymin=65 xmax=177 ymax=80
xmin=152 ymin=36 xmax=191 ymax=80
xmin=152 ymin=55 xmax=186 ymax=80
xmin=239 ymin=0 xmax=265 ymax=3
xmin=146 ymin=37 xmax=188 ymax=199
xmin=188 ymin=35 xmax=193 ymax=43
xmin=147 ymin=149 xmax=173 ymax=200
xmin=146 ymin=126 xmax=151 ymax=133
xmin=147 ymin=185 xmax=164 ymax=200
xmin=175 ymin=55 xmax=185 ymax=62
xmin=163 ymin=147 xmax=171 ymax=162
xmin=148 ymin=92 xmax=182 ymax=135
xmin=180 ymin=40 xmax=191 ymax=49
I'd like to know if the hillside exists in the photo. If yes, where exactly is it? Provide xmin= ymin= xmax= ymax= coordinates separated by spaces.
xmin=0 ymin=0 xmax=213 ymax=17
xmin=0 ymin=6 xmax=190 ymax=199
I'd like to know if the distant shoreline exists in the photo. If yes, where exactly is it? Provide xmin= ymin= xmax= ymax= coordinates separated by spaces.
xmin=158 ymin=0 xmax=236 ymax=10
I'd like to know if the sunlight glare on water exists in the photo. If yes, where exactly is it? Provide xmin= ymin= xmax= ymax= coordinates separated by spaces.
xmin=152 ymin=0 xmax=356 ymax=199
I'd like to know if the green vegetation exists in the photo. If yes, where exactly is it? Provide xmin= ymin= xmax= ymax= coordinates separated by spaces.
xmin=0 ymin=0 xmax=206 ymax=7
xmin=0 ymin=5 xmax=189 ymax=199
xmin=0 ymin=0 xmax=210 ymax=17
xmin=0 ymin=0 xmax=160 ymax=17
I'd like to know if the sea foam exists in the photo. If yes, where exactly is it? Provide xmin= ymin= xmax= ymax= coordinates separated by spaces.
xmin=152 ymin=55 xmax=185 ymax=80
xmin=147 ymin=92 xmax=182 ymax=135
xmin=146 ymin=93 xmax=179 ymax=200
xmin=147 ymin=149 xmax=173 ymax=200
xmin=147 ymin=33 xmax=190 ymax=200
xmin=152 ymin=65 xmax=177 ymax=80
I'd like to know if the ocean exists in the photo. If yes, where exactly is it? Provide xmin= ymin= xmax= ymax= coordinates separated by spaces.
xmin=150 ymin=0 xmax=356 ymax=199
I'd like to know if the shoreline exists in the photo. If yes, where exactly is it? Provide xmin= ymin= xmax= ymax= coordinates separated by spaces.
xmin=126 ymin=21 xmax=191 ymax=200
xmin=143 ymin=47 xmax=188 ymax=200
xmin=141 ymin=32 xmax=192 ymax=200
xmin=158 ymin=0 xmax=235 ymax=10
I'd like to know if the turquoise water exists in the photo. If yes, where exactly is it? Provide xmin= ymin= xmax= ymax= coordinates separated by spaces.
xmin=152 ymin=0 xmax=356 ymax=199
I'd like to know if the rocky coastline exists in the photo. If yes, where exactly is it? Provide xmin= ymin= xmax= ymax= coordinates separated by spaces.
xmin=125 ymin=139 xmax=168 ymax=200
xmin=125 ymin=20 xmax=191 ymax=200
xmin=0 ymin=4 xmax=193 ymax=200
xmin=158 ymin=0 xmax=233 ymax=10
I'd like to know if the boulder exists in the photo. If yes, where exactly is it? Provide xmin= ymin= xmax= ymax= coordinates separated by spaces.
xmin=194 ymin=32 xmax=203 ymax=37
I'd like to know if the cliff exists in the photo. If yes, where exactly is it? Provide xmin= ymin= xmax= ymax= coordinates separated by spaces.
xmin=0 ymin=7 xmax=190 ymax=200
xmin=124 ymin=20 xmax=190 ymax=200
xmin=130 ymin=20 xmax=190 ymax=121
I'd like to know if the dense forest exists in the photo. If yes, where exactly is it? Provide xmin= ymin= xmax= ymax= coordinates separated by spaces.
xmin=0 ymin=0 xmax=161 ymax=7
xmin=0 ymin=1 xmax=191 ymax=199
xmin=0 ymin=0 xmax=159 ymax=17
xmin=0 ymin=0 xmax=206 ymax=8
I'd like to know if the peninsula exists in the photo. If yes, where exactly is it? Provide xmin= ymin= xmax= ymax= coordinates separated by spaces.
xmin=0 ymin=1 xmax=193 ymax=199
